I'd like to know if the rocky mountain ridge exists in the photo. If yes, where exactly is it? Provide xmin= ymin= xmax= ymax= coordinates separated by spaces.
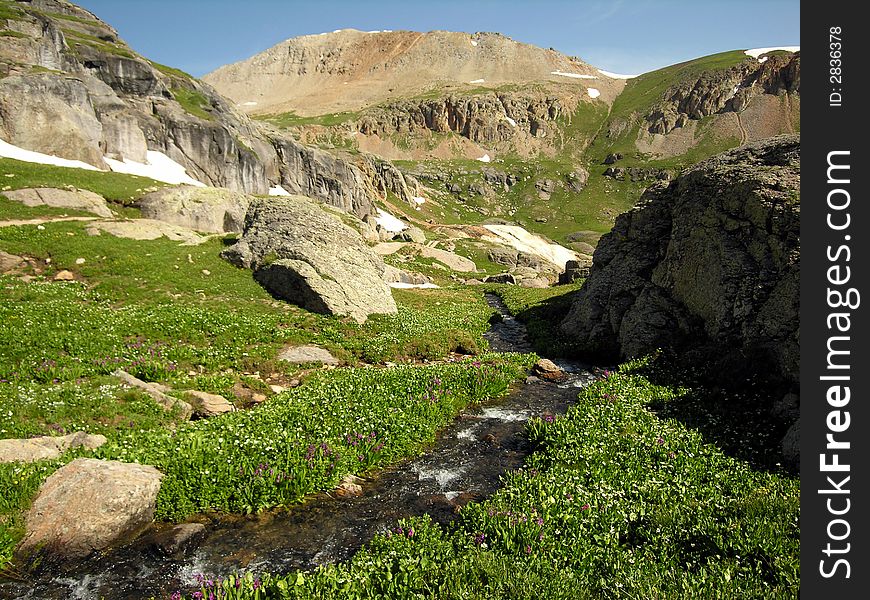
xmin=204 ymin=29 xmax=623 ymax=117
xmin=645 ymin=52 xmax=799 ymax=134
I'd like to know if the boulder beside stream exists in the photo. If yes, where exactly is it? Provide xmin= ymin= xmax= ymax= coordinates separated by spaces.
xmin=18 ymin=458 xmax=163 ymax=560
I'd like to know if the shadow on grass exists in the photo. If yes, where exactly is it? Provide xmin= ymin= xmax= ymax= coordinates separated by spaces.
xmin=635 ymin=353 xmax=796 ymax=476
xmin=505 ymin=289 xmax=583 ymax=358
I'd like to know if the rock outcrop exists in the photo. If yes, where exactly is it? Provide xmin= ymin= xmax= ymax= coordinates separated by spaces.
xmin=356 ymin=90 xmax=576 ymax=150
xmin=0 ymin=0 xmax=415 ymax=220
xmin=646 ymin=52 xmax=799 ymax=135
xmin=138 ymin=186 xmax=251 ymax=233
xmin=561 ymin=135 xmax=799 ymax=391
xmin=272 ymin=137 xmax=378 ymax=219
xmin=0 ymin=431 xmax=106 ymax=464
xmin=222 ymin=196 xmax=397 ymax=323
xmin=19 ymin=458 xmax=163 ymax=560
xmin=3 ymin=187 xmax=113 ymax=218
xmin=0 ymin=0 xmax=270 ymax=192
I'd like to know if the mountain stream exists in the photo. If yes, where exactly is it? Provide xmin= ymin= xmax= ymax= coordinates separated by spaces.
xmin=3 ymin=294 xmax=599 ymax=599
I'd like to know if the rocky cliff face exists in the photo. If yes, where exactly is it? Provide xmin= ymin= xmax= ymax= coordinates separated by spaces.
xmin=561 ymin=135 xmax=799 ymax=392
xmin=356 ymin=90 xmax=577 ymax=151
xmin=646 ymin=52 xmax=799 ymax=135
xmin=0 ymin=0 xmax=421 ymax=218
xmin=0 ymin=0 xmax=271 ymax=193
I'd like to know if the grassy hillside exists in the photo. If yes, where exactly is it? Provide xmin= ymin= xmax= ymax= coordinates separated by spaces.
xmin=586 ymin=50 xmax=750 ymax=167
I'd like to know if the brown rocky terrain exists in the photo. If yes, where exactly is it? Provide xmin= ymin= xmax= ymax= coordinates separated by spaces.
xmin=204 ymin=29 xmax=623 ymax=117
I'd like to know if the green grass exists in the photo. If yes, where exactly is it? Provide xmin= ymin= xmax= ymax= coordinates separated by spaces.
xmin=0 ymin=211 xmax=532 ymax=569
xmin=0 ymin=157 xmax=167 ymax=204
xmin=172 ymin=357 xmax=799 ymax=600
xmin=63 ymin=28 xmax=136 ymax=59
xmin=32 ymin=8 xmax=101 ymax=26
xmin=0 ymin=1 xmax=23 ymax=21
xmin=147 ymin=60 xmax=195 ymax=82
xmin=255 ymin=110 xmax=360 ymax=129
xmin=171 ymin=87 xmax=214 ymax=121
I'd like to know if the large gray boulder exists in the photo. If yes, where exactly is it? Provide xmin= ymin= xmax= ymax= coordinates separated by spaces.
xmin=561 ymin=135 xmax=800 ymax=389
xmin=18 ymin=458 xmax=163 ymax=559
xmin=222 ymin=196 xmax=397 ymax=323
xmin=138 ymin=186 xmax=251 ymax=233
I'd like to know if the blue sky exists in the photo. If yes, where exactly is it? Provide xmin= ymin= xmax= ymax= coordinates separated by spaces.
xmin=74 ymin=0 xmax=800 ymax=77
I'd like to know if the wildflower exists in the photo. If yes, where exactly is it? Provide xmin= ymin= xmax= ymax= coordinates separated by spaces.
xmin=474 ymin=532 xmax=486 ymax=546
xmin=544 ymin=415 xmax=555 ymax=423
xmin=581 ymin=503 xmax=590 ymax=511
xmin=525 ymin=545 xmax=532 ymax=554
xmin=656 ymin=437 xmax=665 ymax=445
xmin=170 ymin=593 xmax=181 ymax=600
xmin=192 ymin=592 xmax=203 ymax=600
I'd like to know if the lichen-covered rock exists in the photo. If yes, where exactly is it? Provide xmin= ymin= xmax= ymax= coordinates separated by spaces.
xmin=138 ymin=186 xmax=251 ymax=233
xmin=222 ymin=196 xmax=397 ymax=323
xmin=561 ymin=135 xmax=800 ymax=390
xmin=19 ymin=458 xmax=163 ymax=559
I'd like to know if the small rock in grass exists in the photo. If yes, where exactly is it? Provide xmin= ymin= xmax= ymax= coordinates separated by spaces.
xmin=185 ymin=391 xmax=235 ymax=417
xmin=201 ymin=269 xmax=210 ymax=276
xmin=252 ymin=393 xmax=267 ymax=403
xmin=36 ymin=225 xmax=45 ymax=230
xmin=277 ymin=345 xmax=339 ymax=366
xmin=0 ymin=250 xmax=25 ymax=273
xmin=336 ymin=474 xmax=364 ymax=497
xmin=53 ymin=270 xmax=75 ymax=281
xmin=269 ymin=385 xmax=286 ymax=394
xmin=75 ymin=258 xmax=85 ymax=265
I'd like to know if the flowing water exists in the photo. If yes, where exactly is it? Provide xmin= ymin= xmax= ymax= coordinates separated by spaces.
xmin=2 ymin=294 xmax=599 ymax=600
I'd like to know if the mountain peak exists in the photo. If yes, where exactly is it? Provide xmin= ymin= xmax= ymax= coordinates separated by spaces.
xmin=203 ymin=29 xmax=619 ymax=116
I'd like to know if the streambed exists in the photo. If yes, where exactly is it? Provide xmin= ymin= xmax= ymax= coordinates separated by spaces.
xmin=3 ymin=294 xmax=598 ymax=600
